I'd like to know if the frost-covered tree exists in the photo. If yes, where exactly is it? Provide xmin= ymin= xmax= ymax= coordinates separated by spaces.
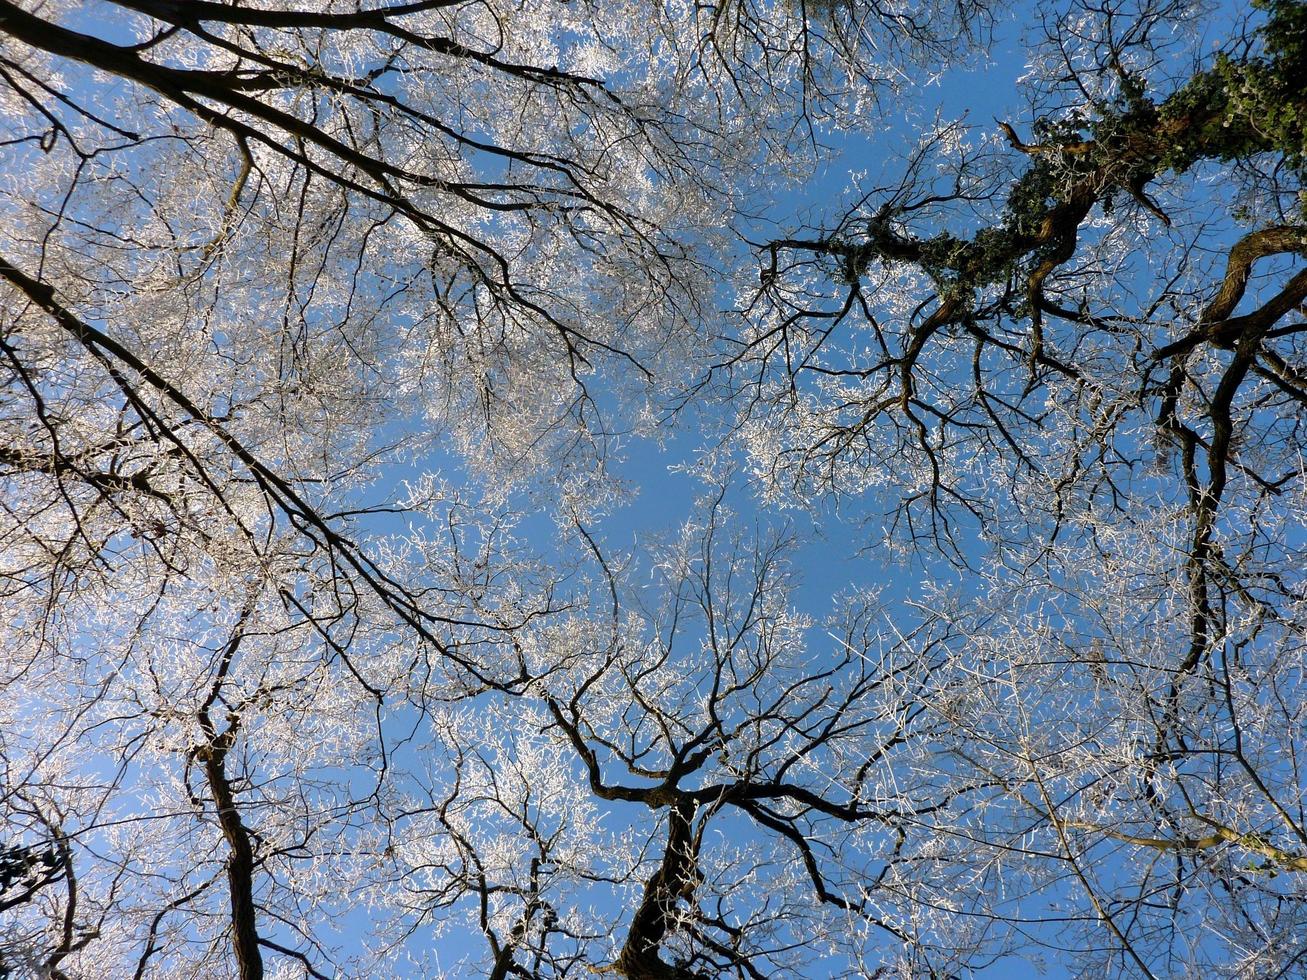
xmin=730 ymin=0 xmax=1307 ymax=973
xmin=0 ymin=0 xmax=985 ymax=976
xmin=1 ymin=0 xmax=1304 ymax=977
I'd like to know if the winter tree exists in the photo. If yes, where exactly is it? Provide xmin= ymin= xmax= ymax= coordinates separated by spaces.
xmin=730 ymin=0 xmax=1307 ymax=974
xmin=0 ymin=0 xmax=1303 ymax=977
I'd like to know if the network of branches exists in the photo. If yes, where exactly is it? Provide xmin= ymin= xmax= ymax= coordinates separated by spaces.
xmin=0 ymin=0 xmax=1303 ymax=978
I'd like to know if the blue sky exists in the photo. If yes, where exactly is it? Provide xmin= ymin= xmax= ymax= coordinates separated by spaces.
xmin=6 ymin=0 xmax=1280 ymax=975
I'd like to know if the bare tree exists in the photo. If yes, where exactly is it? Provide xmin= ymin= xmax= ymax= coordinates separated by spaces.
xmin=729 ymin=0 xmax=1307 ymax=972
xmin=0 ymin=0 xmax=992 ymax=976
xmin=6 ymin=0 xmax=1303 ymax=976
xmin=370 ymin=491 xmax=996 ymax=977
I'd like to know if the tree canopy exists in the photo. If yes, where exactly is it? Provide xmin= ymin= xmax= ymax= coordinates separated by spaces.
xmin=0 ymin=0 xmax=1304 ymax=977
